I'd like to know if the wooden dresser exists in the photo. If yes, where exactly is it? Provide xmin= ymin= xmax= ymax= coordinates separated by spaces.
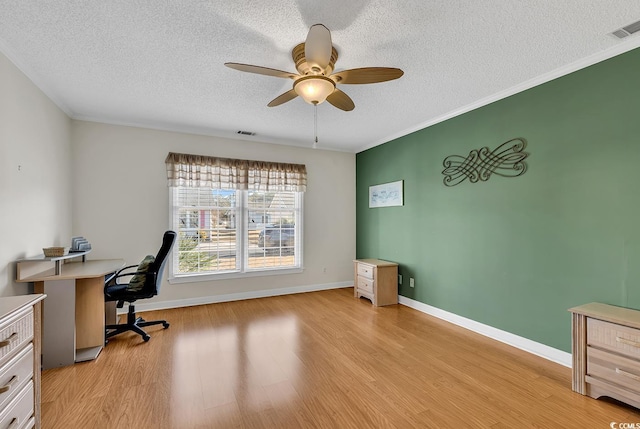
xmin=353 ymin=259 xmax=398 ymax=306
xmin=570 ymin=302 xmax=640 ymax=408
xmin=0 ymin=295 xmax=45 ymax=429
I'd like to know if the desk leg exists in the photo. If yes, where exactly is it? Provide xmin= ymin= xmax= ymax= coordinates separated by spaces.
xmin=35 ymin=279 xmax=76 ymax=369
xmin=105 ymin=300 xmax=117 ymax=325
xmin=75 ymin=277 xmax=105 ymax=362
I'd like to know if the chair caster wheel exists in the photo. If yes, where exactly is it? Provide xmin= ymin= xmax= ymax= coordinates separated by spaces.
xmin=163 ymin=322 xmax=170 ymax=329
xmin=143 ymin=335 xmax=150 ymax=342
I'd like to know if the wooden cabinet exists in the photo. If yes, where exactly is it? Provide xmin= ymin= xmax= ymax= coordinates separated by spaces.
xmin=0 ymin=295 xmax=45 ymax=429
xmin=570 ymin=302 xmax=640 ymax=408
xmin=353 ymin=259 xmax=398 ymax=306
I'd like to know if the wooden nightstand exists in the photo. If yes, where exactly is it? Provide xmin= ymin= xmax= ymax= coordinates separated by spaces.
xmin=570 ymin=302 xmax=640 ymax=409
xmin=353 ymin=259 xmax=398 ymax=306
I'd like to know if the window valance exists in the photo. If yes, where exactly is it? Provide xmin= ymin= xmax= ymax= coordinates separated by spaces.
xmin=165 ymin=152 xmax=307 ymax=192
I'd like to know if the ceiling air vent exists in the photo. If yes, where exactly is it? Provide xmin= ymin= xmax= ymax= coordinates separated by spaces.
xmin=237 ymin=130 xmax=256 ymax=136
xmin=611 ymin=19 xmax=640 ymax=39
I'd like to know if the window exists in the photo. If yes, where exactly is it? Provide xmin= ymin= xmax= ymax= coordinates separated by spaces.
xmin=165 ymin=153 xmax=306 ymax=282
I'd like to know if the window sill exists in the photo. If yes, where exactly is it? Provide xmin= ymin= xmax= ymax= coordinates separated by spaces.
xmin=168 ymin=267 xmax=304 ymax=284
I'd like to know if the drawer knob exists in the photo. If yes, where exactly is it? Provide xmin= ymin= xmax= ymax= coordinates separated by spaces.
xmin=0 ymin=375 xmax=19 ymax=394
xmin=616 ymin=367 xmax=640 ymax=381
xmin=7 ymin=417 xmax=19 ymax=429
xmin=0 ymin=333 xmax=17 ymax=349
xmin=616 ymin=336 xmax=640 ymax=348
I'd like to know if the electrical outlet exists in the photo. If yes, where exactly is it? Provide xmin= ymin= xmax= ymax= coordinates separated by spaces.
xmin=410 ymin=278 xmax=415 ymax=288
xmin=398 ymin=274 xmax=403 ymax=285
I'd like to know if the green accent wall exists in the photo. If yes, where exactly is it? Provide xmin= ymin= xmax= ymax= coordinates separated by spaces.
xmin=356 ymin=47 xmax=640 ymax=353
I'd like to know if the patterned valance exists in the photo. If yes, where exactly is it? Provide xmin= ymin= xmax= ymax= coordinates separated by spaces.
xmin=165 ymin=152 xmax=307 ymax=192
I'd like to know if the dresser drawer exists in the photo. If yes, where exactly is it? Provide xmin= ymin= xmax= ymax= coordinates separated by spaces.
xmin=588 ymin=346 xmax=640 ymax=393
xmin=588 ymin=318 xmax=640 ymax=360
xmin=356 ymin=263 xmax=374 ymax=280
xmin=20 ymin=417 xmax=35 ymax=429
xmin=0 ymin=382 xmax=33 ymax=429
xmin=0 ymin=344 xmax=33 ymax=412
xmin=0 ymin=311 xmax=33 ymax=363
xmin=357 ymin=276 xmax=374 ymax=294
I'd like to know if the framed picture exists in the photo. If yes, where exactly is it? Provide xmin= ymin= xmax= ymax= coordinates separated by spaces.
xmin=369 ymin=180 xmax=403 ymax=208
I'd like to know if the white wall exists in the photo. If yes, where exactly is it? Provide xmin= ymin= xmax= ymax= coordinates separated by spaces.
xmin=71 ymin=121 xmax=356 ymax=307
xmin=0 ymin=52 xmax=72 ymax=296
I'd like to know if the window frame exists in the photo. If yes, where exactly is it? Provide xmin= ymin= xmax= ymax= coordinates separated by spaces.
xmin=168 ymin=187 xmax=304 ymax=284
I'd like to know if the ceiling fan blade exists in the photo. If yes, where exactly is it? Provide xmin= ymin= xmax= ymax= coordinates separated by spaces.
xmin=331 ymin=67 xmax=404 ymax=84
xmin=267 ymin=89 xmax=298 ymax=107
xmin=326 ymin=89 xmax=355 ymax=111
xmin=305 ymin=24 xmax=332 ymax=72
xmin=225 ymin=63 xmax=298 ymax=79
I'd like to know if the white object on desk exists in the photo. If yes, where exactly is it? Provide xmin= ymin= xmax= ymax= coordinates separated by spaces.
xmin=16 ymin=258 xmax=124 ymax=369
xmin=70 ymin=237 xmax=91 ymax=252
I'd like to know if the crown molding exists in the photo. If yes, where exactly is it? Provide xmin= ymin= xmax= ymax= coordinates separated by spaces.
xmin=358 ymin=36 xmax=640 ymax=153
xmin=0 ymin=37 xmax=74 ymax=117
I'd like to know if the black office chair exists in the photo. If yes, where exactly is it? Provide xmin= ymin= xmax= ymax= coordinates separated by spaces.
xmin=104 ymin=230 xmax=176 ymax=342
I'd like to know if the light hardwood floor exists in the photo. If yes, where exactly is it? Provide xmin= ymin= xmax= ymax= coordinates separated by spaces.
xmin=41 ymin=288 xmax=640 ymax=428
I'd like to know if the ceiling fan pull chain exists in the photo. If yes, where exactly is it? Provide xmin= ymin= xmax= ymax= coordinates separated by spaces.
xmin=313 ymin=104 xmax=318 ymax=149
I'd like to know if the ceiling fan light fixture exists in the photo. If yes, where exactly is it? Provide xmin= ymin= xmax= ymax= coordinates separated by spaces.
xmin=226 ymin=24 xmax=403 ymax=111
xmin=294 ymin=76 xmax=335 ymax=105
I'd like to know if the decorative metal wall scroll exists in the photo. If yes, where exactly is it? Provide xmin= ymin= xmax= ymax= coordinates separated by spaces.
xmin=441 ymin=138 xmax=529 ymax=187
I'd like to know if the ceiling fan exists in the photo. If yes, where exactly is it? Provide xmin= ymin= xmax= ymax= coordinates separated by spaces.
xmin=225 ymin=24 xmax=404 ymax=111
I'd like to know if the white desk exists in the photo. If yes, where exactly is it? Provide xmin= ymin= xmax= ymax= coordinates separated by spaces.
xmin=16 ymin=257 xmax=124 ymax=369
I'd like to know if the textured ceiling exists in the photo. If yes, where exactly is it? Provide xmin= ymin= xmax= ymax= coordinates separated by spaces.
xmin=1 ymin=1 xmax=640 ymax=152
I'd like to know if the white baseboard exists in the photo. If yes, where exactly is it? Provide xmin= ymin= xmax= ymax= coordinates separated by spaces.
xmin=127 ymin=285 xmax=571 ymax=368
xmin=126 ymin=281 xmax=352 ymax=313
xmin=399 ymin=296 xmax=572 ymax=368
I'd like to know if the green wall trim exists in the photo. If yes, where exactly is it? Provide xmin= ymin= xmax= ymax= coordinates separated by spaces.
xmin=356 ymin=47 xmax=640 ymax=353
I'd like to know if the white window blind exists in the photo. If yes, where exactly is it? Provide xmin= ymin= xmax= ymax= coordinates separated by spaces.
xmin=166 ymin=153 xmax=305 ymax=281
